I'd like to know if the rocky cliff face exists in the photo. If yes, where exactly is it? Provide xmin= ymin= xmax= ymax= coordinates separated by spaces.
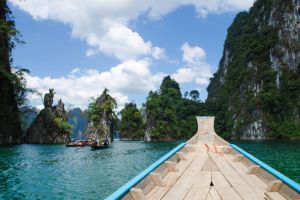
xmin=26 ymin=89 xmax=70 ymax=143
xmin=0 ymin=1 xmax=22 ymax=145
xmin=86 ymin=89 xmax=115 ymax=142
xmin=207 ymin=0 xmax=300 ymax=139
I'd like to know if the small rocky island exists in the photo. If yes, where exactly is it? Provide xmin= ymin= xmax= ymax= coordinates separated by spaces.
xmin=86 ymin=89 xmax=116 ymax=143
xmin=26 ymin=89 xmax=71 ymax=144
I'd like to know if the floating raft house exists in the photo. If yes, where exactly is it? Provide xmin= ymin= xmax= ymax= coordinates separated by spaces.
xmin=106 ymin=116 xmax=300 ymax=200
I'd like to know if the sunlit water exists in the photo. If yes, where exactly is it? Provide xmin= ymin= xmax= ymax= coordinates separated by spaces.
xmin=0 ymin=141 xmax=180 ymax=200
xmin=0 ymin=140 xmax=299 ymax=199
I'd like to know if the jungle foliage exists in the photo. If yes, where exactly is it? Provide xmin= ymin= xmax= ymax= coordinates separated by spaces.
xmin=120 ymin=103 xmax=144 ymax=139
xmin=144 ymin=76 xmax=207 ymax=140
xmin=87 ymin=89 xmax=117 ymax=137
xmin=0 ymin=0 xmax=27 ymax=144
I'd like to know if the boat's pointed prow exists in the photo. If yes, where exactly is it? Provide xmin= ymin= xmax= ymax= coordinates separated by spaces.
xmin=188 ymin=116 xmax=228 ymax=146
xmin=106 ymin=115 xmax=300 ymax=200
xmin=196 ymin=116 xmax=215 ymax=134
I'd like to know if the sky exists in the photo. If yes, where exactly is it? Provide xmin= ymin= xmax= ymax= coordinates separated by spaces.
xmin=8 ymin=0 xmax=254 ymax=110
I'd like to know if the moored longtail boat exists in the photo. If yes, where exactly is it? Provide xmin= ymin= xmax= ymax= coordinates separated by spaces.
xmin=106 ymin=116 xmax=300 ymax=200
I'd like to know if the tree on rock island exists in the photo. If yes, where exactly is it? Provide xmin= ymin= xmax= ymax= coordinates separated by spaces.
xmin=144 ymin=76 xmax=207 ymax=141
xmin=145 ymin=76 xmax=181 ymax=141
xmin=120 ymin=102 xmax=144 ymax=140
xmin=26 ymin=89 xmax=72 ymax=144
xmin=86 ymin=89 xmax=117 ymax=143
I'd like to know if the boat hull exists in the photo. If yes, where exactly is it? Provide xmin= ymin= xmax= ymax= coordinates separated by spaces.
xmin=105 ymin=116 xmax=300 ymax=200
xmin=65 ymin=144 xmax=86 ymax=147
xmin=91 ymin=144 xmax=110 ymax=150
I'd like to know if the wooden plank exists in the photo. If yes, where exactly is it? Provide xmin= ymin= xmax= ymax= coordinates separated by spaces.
xmin=266 ymin=180 xmax=283 ymax=192
xmin=162 ymin=151 xmax=209 ymax=200
xmin=201 ymin=157 xmax=219 ymax=171
xmin=209 ymin=152 xmax=259 ymax=200
xmin=264 ymin=192 xmax=287 ymax=200
xmin=232 ymin=154 xmax=244 ymax=162
xmin=130 ymin=188 xmax=146 ymax=200
xmin=223 ymin=154 xmax=268 ymax=194
xmin=122 ymin=193 xmax=135 ymax=200
xmin=184 ymin=186 xmax=210 ymax=200
xmin=209 ymin=187 xmax=221 ymax=200
xmin=247 ymin=165 xmax=260 ymax=174
xmin=214 ymin=186 xmax=242 ymax=200
xmin=164 ymin=151 xmax=197 ymax=186
xmin=146 ymin=149 xmax=199 ymax=199
xmin=211 ymin=171 xmax=230 ymax=187
xmin=279 ymin=184 xmax=300 ymax=200
xmin=176 ymin=152 xmax=187 ymax=160
xmin=150 ymin=172 xmax=166 ymax=187
xmin=206 ymin=194 xmax=214 ymax=200
xmin=165 ymin=161 xmax=178 ymax=172
xmin=223 ymin=154 xmax=287 ymax=200
xmin=145 ymin=186 xmax=169 ymax=200
xmin=134 ymin=176 xmax=155 ymax=195
xmin=193 ymin=171 xmax=211 ymax=188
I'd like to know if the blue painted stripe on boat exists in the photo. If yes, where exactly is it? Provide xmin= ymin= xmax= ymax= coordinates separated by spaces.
xmin=105 ymin=142 xmax=186 ymax=200
xmin=230 ymin=144 xmax=300 ymax=194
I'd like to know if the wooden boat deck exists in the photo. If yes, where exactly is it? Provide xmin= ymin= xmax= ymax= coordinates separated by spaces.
xmin=112 ymin=117 xmax=300 ymax=200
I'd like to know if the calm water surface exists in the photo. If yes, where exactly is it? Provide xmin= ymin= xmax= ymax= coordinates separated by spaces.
xmin=232 ymin=140 xmax=300 ymax=184
xmin=0 ymin=141 xmax=179 ymax=200
xmin=0 ymin=140 xmax=299 ymax=199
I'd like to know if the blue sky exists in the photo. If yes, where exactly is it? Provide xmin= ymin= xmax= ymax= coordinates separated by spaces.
xmin=9 ymin=0 xmax=254 ymax=110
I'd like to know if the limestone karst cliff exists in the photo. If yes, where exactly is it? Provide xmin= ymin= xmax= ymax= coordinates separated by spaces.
xmin=26 ymin=89 xmax=71 ymax=144
xmin=0 ymin=0 xmax=22 ymax=145
xmin=86 ymin=89 xmax=116 ymax=143
xmin=207 ymin=0 xmax=300 ymax=139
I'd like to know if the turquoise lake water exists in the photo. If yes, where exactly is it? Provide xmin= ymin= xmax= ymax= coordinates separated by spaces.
xmin=0 ymin=140 xmax=299 ymax=199
xmin=231 ymin=140 xmax=300 ymax=184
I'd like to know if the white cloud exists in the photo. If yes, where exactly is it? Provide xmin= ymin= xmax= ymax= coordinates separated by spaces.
xmin=25 ymin=59 xmax=165 ymax=110
xmin=10 ymin=0 xmax=254 ymax=105
xmin=9 ymin=0 xmax=254 ymax=60
xmin=181 ymin=42 xmax=206 ymax=65
xmin=152 ymin=47 xmax=166 ymax=60
xmin=172 ymin=42 xmax=212 ymax=85
xmin=146 ymin=0 xmax=254 ymax=19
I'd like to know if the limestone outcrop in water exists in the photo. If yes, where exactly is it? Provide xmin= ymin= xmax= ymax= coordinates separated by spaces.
xmin=86 ymin=89 xmax=116 ymax=143
xmin=207 ymin=0 xmax=300 ymax=139
xmin=26 ymin=89 xmax=71 ymax=144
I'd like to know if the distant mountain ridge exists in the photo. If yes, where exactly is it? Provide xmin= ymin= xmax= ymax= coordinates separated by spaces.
xmin=207 ymin=0 xmax=300 ymax=139
xmin=67 ymin=107 xmax=87 ymax=139
xmin=20 ymin=106 xmax=39 ymax=137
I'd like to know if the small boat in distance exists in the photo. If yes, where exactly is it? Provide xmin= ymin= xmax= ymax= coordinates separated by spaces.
xmin=91 ymin=137 xmax=110 ymax=150
xmin=91 ymin=143 xmax=110 ymax=150
xmin=66 ymin=139 xmax=88 ymax=147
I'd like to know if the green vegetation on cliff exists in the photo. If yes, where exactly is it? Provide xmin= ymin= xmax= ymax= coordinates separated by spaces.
xmin=120 ymin=103 xmax=144 ymax=139
xmin=0 ymin=0 xmax=27 ymax=145
xmin=26 ymin=90 xmax=72 ymax=144
xmin=206 ymin=0 xmax=300 ymax=139
xmin=87 ymin=89 xmax=117 ymax=141
xmin=144 ymin=76 xmax=207 ymax=141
